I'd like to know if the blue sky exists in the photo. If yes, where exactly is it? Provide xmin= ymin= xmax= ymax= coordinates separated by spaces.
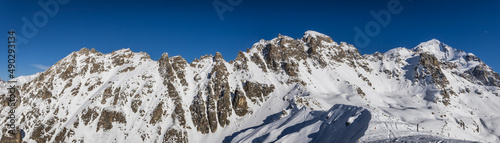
xmin=1 ymin=0 xmax=499 ymax=80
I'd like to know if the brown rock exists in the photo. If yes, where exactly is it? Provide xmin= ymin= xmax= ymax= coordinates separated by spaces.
xmin=150 ymin=102 xmax=165 ymax=124
xmin=243 ymin=81 xmax=275 ymax=103
xmin=97 ymin=109 xmax=127 ymax=131
xmin=163 ymin=129 xmax=188 ymax=143
xmin=232 ymin=89 xmax=249 ymax=116
xmin=189 ymin=93 xmax=210 ymax=134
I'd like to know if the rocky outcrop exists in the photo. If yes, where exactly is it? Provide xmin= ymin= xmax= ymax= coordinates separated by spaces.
xmin=243 ymin=81 xmax=275 ymax=103
xmin=167 ymin=82 xmax=186 ymax=127
xmin=232 ymin=89 xmax=248 ymax=116
xmin=97 ymin=110 xmax=127 ymax=131
xmin=0 ymin=129 xmax=22 ymax=143
xmin=465 ymin=64 xmax=500 ymax=87
xmin=163 ymin=129 xmax=188 ymax=143
xmin=458 ymin=55 xmax=500 ymax=87
xmin=159 ymin=53 xmax=189 ymax=86
xmin=261 ymin=35 xmax=306 ymax=76
xmin=81 ymin=107 xmax=99 ymax=126
xmin=209 ymin=52 xmax=232 ymax=128
xmin=418 ymin=52 xmax=450 ymax=88
xmin=150 ymin=102 xmax=165 ymax=124
xmin=189 ymin=93 xmax=210 ymax=134
xmin=232 ymin=51 xmax=249 ymax=71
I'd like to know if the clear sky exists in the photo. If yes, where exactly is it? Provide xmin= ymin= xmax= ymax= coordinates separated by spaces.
xmin=1 ymin=0 xmax=499 ymax=80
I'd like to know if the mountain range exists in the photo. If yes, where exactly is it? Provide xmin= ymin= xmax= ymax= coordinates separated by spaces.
xmin=1 ymin=31 xmax=500 ymax=142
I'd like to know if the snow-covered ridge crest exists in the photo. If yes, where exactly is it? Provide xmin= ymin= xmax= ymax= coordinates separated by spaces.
xmin=1 ymin=31 xmax=500 ymax=142
xmin=412 ymin=38 xmax=466 ymax=62
xmin=303 ymin=30 xmax=329 ymax=39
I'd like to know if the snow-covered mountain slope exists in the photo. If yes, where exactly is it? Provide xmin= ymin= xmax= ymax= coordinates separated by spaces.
xmin=1 ymin=31 xmax=500 ymax=142
xmin=0 ymin=73 xmax=40 ymax=100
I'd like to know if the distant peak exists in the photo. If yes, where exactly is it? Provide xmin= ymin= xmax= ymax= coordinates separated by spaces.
xmin=77 ymin=47 xmax=90 ymax=54
xmin=74 ymin=47 xmax=102 ymax=56
xmin=418 ymin=39 xmax=441 ymax=47
xmin=113 ymin=48 xmax=132 ymax=53
xmin=302 ymin=30 xmax=335 ymax=44
xmin=79 ymin=47 xmax=90 ymax=52
xmin=428 ymin=38 xmax=441 ymax=43
xmin=413 ymin=39 xmax=446 ymax=52
xmin=413 ymin=39 xmax=467 ymax=61
xmin=109 ymin=48 xmax=134 ymax=56
xmin=160 ymin=52 xmax=169 ymax=58
xmin=384 ymin=47 xmax=414 ymax=58
xmin=277 ymin=33 xmax=294 ymax=40
xmin=90 ymin=48 xmax=98 ymax=53
xmin=214 ymin=52 xmax=224 ymax=62
xmin=303 ymin=30 xmax=328 ymax=38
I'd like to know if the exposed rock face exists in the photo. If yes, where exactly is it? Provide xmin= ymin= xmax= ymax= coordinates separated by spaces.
xmin=168 ymin=82 xmax=186 ymax=127
xmin=159 ymin=53 xmax=189 ymax=86
xmin=233 ymin=51 xmax=249 ymax=71
xmin=250 ymin=52 xmax=267 ymax=72
xmin=460 ymin=54 xmax=500 ymax=87
xmin=261 ymin=35 xmax=306 ymax=76
xmin=466 ymin=65 xmax=500 ymax=87
xmin=187 ymin=52 xmax=278 ymax=134
xmin=402 ymin=52 xmax=454 ymax=105
xmin=163 ymin=129 xmax=188 ymax=143
xmin=150 ymin=102 xmax=165 ymax=124
xmin=97 ymin=110 xmax=127 ymax=131
xmin=189 ymin=93 xmax=210 ymax=134
xmin=209 ymin=52 xmax=232 ymax=129
xmin=205 ymin=93 xmax=218 ymax=133
xmin=31 ymin=123 xmax=50 ymax=143
xmin=1 ymin=87 xmax=20 ymax=107
xmin=158 ymin=52 xmax=189 ymax=129
xmin=81 ymin=107 xmax=99 ymax=125
xmin=0 ymin=129 xmax=22 ymax=143
xmin=417 ymin=52 xmax=450 ymax=88
xmin=442 ymin=53 xmax=500 ymax=88
xmin=303 ymin=31 xmax=334 ymax=67
xmin=131 ymin=99 xmax=141 ymax=113
xmin=243 ymin=81 xmax=275 ymax=103
xmin=232 ymin=89 xmax=248 ymax=116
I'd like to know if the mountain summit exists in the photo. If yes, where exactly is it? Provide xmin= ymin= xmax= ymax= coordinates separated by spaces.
xmin=413 ymin=38 xmax=464 ymax=61
xmin=1 ymin=31 xmax=500 ymax=142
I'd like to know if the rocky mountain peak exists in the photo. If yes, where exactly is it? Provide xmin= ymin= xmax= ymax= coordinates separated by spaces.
xmin=77 ymin=47 xmax=90 ymax=54
xmin=413 ymin=39 xmax=445 ymax=53
xmin=214 ymin=52 xmax=224 ymax=62
xmin=75 ymin=47 xmax=102 ymax=56
xmin=418 ymin=38 xmax=441 ymax=46
xmin=303 ymin=30 xmax=330 ymax=39
xmin=302 ymin=30 xmax=335 ymax=46
xmin=159 ymin=52 xmax=169 ymax=60
xmin=408 ymin=39 xmax=499 ymax=87
xmin=384 ymin=47 xmax=414 ymax=59
xmin=412 ymin=39 xmax=465 ymax=62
